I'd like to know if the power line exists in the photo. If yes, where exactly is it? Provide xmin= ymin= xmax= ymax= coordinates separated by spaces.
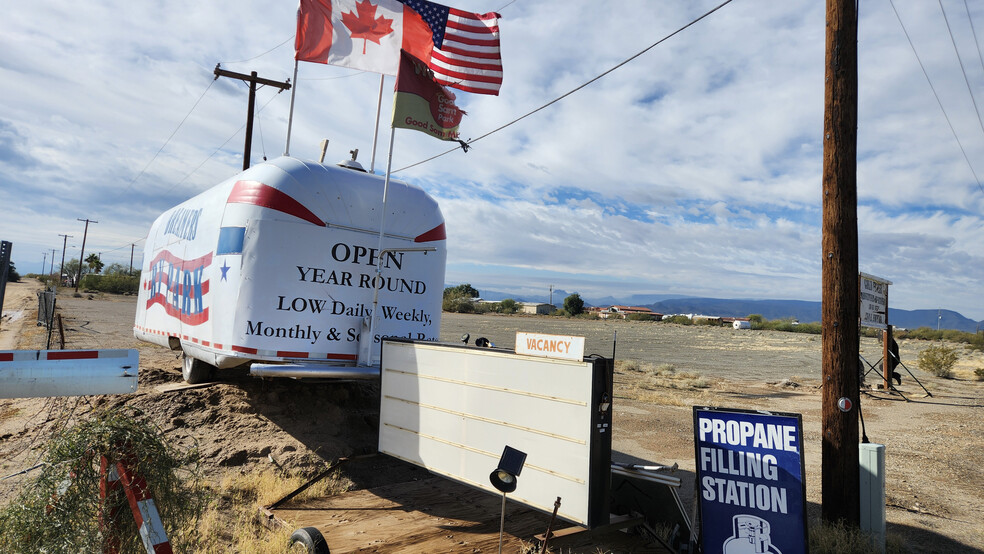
xmin=123 ymin=79 xmax=217 ymax=192
xmin=965 ymin=0 xmax=984 ymax=78
xmin=395 ymin=0 xmax=736 ymax=173
xmin=888 ymin=0 xmax=984 ymax=194
xmin=220 ymin=35 xmax=294 ymax=65
xmin=938 ymin=0 xmax=984 ymax=154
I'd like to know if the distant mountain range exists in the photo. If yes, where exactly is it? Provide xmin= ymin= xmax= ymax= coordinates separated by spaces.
xmin=476 ymin=289 xmax=984 ymax=333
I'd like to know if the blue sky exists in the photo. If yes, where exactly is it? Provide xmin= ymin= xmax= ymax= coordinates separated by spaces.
xmin=2 ymin=0 xmax=983 ymax=320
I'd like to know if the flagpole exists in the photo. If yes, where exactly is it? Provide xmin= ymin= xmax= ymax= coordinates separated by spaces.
xmin=369 ymin=74 xmax=386 ymax=173
xmin=367 ymin=125 xmax=397 ymax=363
xmin=284 ymin=59 xmax=300 ymax=157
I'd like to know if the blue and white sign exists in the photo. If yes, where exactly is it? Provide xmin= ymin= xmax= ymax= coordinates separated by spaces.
xmin=693 ymin=407 xmax=808 ymax=554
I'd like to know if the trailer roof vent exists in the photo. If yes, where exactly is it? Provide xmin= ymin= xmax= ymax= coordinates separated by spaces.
xmin=337 ymin=148 xmax=367 ymax=172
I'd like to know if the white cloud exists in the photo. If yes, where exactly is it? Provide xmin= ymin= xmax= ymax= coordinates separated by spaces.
xmin=1 ymin=0 xmax=982 ymax=320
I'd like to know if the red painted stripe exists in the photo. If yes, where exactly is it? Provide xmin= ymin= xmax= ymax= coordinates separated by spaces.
xmin=202 ymin=341 xmax=210 ymax=347
xmin=277 ymin=351 xmax=309 ymax=358
xmin=47 ymin=350 xmax=99 ymax=360
xmin=228 ymin=180 xmax=325 ymax=227
xmin=325 ymin=353 xmax=358 ymax=361
xmin=0 ymin=353 xmax=13 ymax=362
xmin=231 ymin=345 xmax=257 ymax=354
xmin=415 ymin=222 xmax=447 ymax=242
xmin=214 ymin=343 xmax=224 ymax=349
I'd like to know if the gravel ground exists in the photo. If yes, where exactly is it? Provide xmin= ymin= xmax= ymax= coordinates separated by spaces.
xmin=2 ymin=283 xmax=983 ymax=552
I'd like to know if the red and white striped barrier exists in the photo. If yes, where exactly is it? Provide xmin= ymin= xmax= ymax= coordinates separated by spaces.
xmin=0 ymin=349 xmax=138 ymax=398
xmin=100 ymin=453 xmax=173 ymax=554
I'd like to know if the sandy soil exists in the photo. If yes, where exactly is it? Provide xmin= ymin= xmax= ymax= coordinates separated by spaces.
xmin=2 ymin=281 xmax=983 ymax=552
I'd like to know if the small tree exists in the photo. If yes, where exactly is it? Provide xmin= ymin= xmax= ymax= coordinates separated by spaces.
xmin=3 ymin=262 xmax=20 ymax=283
xmin=917 ymin=344 xmax=958 ymax=378
xmin=85 ymin=253 xmax=104 ymax=275
xmin=443 ymin=283 xmax=479 ymax=299
xmin=499 ymin=298 xmax=519 ymax=314
xmin=563 ymin=293 xmax=584 ymax=316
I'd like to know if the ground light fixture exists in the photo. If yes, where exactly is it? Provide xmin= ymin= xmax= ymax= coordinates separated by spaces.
xmin=490 ymin=445 xmax=527 ymax=554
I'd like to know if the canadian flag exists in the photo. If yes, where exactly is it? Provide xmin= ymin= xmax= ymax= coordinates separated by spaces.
xmin=295 ymin=0 xmax=433 ymax=76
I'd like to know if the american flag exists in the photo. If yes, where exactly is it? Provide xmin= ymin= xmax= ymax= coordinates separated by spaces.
xmin=400 ymin=0 xmax=502 ymax=95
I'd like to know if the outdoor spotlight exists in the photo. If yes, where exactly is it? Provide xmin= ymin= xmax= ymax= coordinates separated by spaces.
xmin=598 ymin=391 xmax=611 ymax=413
xmin=490 ymin=445 xmax=527 ymax=493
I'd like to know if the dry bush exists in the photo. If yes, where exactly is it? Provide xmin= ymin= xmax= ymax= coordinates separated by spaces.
xmin=192 ymin=466 xmax=351 ymax=553
xmin=808 ymin=520 xmax=904 ymax=553
xmin=917 ymin=344 xmax=958 ymax=378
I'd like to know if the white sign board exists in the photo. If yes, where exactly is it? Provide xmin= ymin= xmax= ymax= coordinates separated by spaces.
xmin=859 ymin=273 xmax=892 ymax=330
xmin=378 ymin=340 xmax=612 ymax=527
xmin=514 ymin=332 xmax=585 ymax=361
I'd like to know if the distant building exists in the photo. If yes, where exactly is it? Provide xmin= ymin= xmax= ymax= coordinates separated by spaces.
xmin=598 ymin=305 xmax=661 ymax=320
xmin=520 ymin=302 xmax=555 ymax=315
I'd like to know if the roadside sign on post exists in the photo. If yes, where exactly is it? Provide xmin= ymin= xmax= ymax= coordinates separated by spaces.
xmin=693 ymin=407 xmax=808 ymax=554
xmin=859 ymin=272 xmax=891 ymax=330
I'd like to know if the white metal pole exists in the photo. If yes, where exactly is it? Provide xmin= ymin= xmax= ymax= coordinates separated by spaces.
xmin=367 ymin=126 xmax=397 ymax=362
xmin=369 ymin=74 xmax=386 ymax=173
xmin=284 ymin=59 xmax=300 ymax=156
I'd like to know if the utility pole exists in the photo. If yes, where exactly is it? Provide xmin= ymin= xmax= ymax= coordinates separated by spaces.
xmin=58 ymin=234 xmax=72 ymax=287
xmin=75 ymin=219 xmax=97 ymax=292
xmin=821 ymin=0 xmax=860 ymax=526
xmin=49 ymin=248 xmax=57 ymax=279
xmin=213 ymin=64 xmax=291 ymax=170
xmin=42 ymin=251 xmax=48 ymax=277
xmin=129 ymin=243 xmax=136 ymax=274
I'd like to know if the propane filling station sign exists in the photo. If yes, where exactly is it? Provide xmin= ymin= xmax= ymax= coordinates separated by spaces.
xmin=693 ymin=407 xmax=808 ymax=554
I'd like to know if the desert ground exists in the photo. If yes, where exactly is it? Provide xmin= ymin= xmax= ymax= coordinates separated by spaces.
xmin=1 ymin=279 xmax=983 ymax=552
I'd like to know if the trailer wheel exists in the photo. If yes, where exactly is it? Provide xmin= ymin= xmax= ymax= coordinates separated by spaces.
xmin=289 ymin=527 xmax=329 ymax=553
xmin=181 ymin=355 xmax=213 ymax=384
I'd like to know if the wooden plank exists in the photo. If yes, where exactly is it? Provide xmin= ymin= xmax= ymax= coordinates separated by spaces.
xmin=271 ymin=477 xmax=553 ymax=553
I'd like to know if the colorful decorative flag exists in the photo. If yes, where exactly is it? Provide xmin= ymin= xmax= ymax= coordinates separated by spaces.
xmin=392 ymin=50 xmax=465 ymax=142
xmin=296 ymin=0 xmax=502 ymax=95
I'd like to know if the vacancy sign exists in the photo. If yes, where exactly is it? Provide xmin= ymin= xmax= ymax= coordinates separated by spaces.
xmin=515 ymin=332 xmax=585 ymax=361
xmin=860 ymin=272 xmax=892 ymax=330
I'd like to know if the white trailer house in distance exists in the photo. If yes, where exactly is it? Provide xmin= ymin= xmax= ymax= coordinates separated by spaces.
xmin=133 ymin=156 xmax=447 ymax=383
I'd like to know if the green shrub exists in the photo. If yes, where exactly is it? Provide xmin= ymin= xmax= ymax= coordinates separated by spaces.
xmin=917 ymin=344 xmax=958 ymax=378
xmin=442 ymin=295 xmax=475 ymax=313
xmin=662 ymin=315 xmax=692 ymax=325
xmin=0 ymin=409 xmax=205 ymax=553
xmin=79 ymin=273 xmax=140 ymax=295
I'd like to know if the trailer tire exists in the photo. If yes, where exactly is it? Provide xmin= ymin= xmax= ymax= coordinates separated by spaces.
xmin=181 ymin=355 xmax=213 ymax=384
xmin=289 ymin=527 xmax=330 ymax=553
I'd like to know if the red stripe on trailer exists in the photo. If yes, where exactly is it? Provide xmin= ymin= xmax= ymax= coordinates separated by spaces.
xmin=47 ymin=350 xmax=99 ymax=360
xmin=228 ymin=180 xmax=326 ymax=227
xmin=415 ymin=222 xmax=447 ymax=242
xmin=0 ymin=353 xmax=12 ymax=362
xmin=232 ymin=345 xmax=258 ymax=354
xmin=277 ymin=351 xmax=309 ymax=358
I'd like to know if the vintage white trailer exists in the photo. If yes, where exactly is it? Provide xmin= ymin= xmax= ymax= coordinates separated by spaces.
xmin=133 ymin=156 xmax=447 ymax=383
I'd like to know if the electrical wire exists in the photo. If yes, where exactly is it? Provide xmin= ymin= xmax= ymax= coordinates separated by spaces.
xmin=394 ymin=0 xmax=736 ymax=173
xmin=889 ymin=0 xmax=984 ymax=194
xmin=938 ymin=0 xmax=984 ymax=155
xmin=122 ymin=79 xmax=216 ymax=193
xmin=220 ymin=35 xmax=294 ymax=65
xmin=965 ymin=0 xmax=984 ymax=78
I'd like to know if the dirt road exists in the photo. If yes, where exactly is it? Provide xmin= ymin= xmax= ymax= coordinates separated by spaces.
xmin=2 ymin=284 xmax=983 ymax=552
